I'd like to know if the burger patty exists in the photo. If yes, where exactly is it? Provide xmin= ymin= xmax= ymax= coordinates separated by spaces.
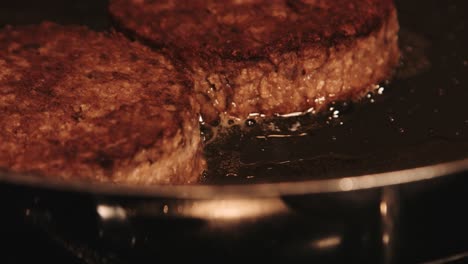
xmin=0 ymin=22 xmax=205 ymax=184
xmin=110 ymin=0 xmax=400 ymax=124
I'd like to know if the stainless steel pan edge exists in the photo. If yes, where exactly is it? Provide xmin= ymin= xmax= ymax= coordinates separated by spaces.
xmin=1 ymin=157 xmax=467 ymax=199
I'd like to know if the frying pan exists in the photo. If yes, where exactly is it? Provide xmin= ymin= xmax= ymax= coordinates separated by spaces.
xmin=0 ymin=0 xmax=467 ymax=263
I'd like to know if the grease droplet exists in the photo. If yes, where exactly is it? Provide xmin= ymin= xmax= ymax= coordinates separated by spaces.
xmin=245 ymin=119 xmax=256 ymax=127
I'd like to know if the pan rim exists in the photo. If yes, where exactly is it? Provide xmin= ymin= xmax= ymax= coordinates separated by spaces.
xmin=1 ymin=157 xmax=467 ymax=199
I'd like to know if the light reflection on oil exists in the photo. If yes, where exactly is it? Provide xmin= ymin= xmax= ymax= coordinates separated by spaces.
xmin=179 ymin=199 xmax=288 ymax=220
xmin=382 ymin=233 xmax=390 ymax=245
xmin=310 ymin=235 xmax=342 ymax=250
xmin=96 ymin=204 xmax=127 ymax=221
xmin=380 ymin=201 xmax=388 ymax=216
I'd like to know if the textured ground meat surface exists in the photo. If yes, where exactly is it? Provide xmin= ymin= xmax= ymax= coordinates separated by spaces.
xmin=0 ymin=22 xmax=205 ymax=184
xmin=110 ymin=0 xmax=400 ymax=124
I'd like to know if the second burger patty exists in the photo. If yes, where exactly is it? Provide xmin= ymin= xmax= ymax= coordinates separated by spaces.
xmin=110 ymin=0 xmax=400 ymax=124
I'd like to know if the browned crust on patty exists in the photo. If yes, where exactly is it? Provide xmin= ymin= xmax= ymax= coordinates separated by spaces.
xmin=0 ymin=22 xmax=205 ymax=184
xmin=110 ymin=0 xmax=395 ymax=61
xmin=110 ymin=0 xmax=400 ymax=123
